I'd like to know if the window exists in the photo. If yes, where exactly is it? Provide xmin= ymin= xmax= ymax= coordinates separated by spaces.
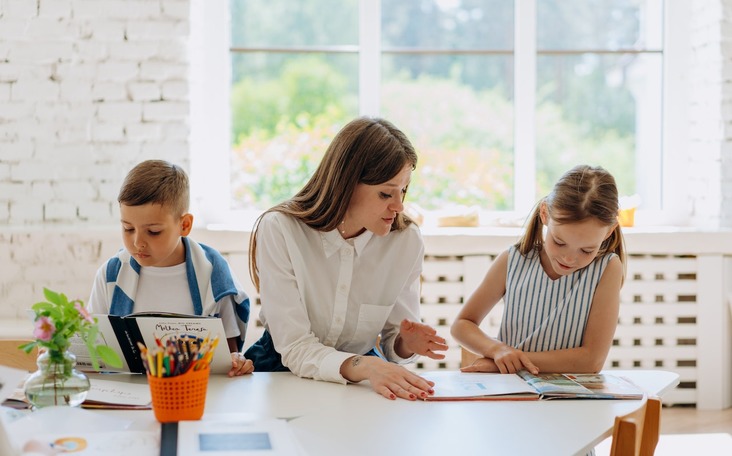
xmin=195 ymin=0 xmax=682 ymax=227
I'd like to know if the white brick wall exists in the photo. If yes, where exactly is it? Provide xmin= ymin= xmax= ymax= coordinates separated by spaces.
xmin=687 ymin=0 xmax=732 ymax=228
xmin=0 ymin=0 xmax=191 ymax=227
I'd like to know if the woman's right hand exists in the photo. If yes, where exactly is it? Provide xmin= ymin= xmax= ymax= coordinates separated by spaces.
xmin=340 ymin=355 xmax=435 ymax=401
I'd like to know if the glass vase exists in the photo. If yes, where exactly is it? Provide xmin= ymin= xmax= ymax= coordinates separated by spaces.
xmin=23 ymin=348 xmax=90 ymax=408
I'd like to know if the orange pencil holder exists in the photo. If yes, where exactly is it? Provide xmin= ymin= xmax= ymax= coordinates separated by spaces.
xmin=148 ymin=366 xmax=210 ymax=423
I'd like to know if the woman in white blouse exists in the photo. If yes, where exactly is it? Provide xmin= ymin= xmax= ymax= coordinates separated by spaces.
xmin=244 ymin=117 xmax=448 ymax=401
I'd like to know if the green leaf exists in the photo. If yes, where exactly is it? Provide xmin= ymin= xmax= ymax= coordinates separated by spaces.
xmin=43 ymin=288 xmax=62 ymax=304
xmin=18 ymin=341 xmax=37 ymax=353
xmin=96 ymin=345 xmax=124 ymax=369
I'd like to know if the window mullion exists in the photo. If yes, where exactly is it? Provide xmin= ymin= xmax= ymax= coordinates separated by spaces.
xmin=360 ymin=0 xmax=381 ymax=116
xmin=514 ymin=0 xmax=537 ymax=213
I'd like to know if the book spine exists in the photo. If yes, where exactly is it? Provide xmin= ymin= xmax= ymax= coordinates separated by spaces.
xmin=109 ymin=315 xmax=144 ymax=373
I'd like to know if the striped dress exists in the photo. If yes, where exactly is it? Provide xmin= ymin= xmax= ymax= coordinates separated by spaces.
xmin=498 ymin=245 xmax=616 ymax=352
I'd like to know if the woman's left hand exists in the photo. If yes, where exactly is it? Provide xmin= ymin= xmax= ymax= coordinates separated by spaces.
xmin=228 ymin=352 xmax=255 ymax=377
xmin=397 ymin=319 xmax=448 ymax=360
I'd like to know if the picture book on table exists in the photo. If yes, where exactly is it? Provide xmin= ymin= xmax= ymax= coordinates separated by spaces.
xmin=69 ymin=312 xmax=232 ymax=375
xmin=422 ymin=370 xmax=645 ymax=401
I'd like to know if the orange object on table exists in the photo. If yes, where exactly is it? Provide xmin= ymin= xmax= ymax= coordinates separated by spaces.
xmin=148 ymin=365 xmax=210 ymax=423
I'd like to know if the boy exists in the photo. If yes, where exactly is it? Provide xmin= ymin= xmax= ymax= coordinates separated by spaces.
xmin=88 ymin=159 xmax=254 ymax=376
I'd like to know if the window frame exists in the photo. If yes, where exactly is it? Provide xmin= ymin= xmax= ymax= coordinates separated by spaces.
xmin=191 ymin=0 xmax=690 ymax=229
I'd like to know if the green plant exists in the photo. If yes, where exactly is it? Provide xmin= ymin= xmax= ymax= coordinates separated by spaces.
xmin=20 ymin=288 xmax=123 ymax=370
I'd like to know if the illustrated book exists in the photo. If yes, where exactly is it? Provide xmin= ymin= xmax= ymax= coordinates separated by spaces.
xmin=70 ymin=312 xmax=232 ymax=375
xmin=422 ymin=370 xmax=645 ymax=401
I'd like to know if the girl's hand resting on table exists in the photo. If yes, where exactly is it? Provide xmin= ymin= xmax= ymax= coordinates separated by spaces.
xmin=490 ymin=345 xmax=539 ymax=374
xmin=228 ymin=352 xmax=255 ymax=377
xmin=397 ymin=319 xmax=448 ymax=359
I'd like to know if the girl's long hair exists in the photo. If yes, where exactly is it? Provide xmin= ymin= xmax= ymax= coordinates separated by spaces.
xmin=516 ymin=164 xmax=626 ymax=280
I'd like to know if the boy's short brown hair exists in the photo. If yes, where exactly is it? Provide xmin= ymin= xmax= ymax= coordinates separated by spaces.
xmin=118 ymin=160 xmax=189 ymax=216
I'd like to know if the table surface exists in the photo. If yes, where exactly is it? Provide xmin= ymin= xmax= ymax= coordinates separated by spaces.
xmin=92 ymin=369 xmax=679 ymax=456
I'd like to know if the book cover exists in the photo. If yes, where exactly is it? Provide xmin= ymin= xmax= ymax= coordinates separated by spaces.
xmin=71 ymin=313 xmax=232 ymax=375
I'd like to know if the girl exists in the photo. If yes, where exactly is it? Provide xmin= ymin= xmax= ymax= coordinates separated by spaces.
xmin=244 ymin=117 xmax=448 ymax=400
xmin=452 ymin=165 xmax=626 ymax=375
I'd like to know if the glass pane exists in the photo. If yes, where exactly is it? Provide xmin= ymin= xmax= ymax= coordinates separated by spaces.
xmin=230 ymin=0 xmax=358 ymax=47
xmin=382 ymin=0 xmax=514 ymax=50
xmin=535 ymin=53 xmax=663 ymax=207
xmin=537 ymin=0 xmax=663 ymax=50
xmin=230 ymin=53 xmax=358 ymax=210
xmin=382 ymin=54 xmax=515 ymax=211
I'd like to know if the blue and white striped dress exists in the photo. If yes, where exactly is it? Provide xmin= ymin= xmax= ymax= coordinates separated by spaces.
xmin=498 ymin=245 xmax=616 ymax=352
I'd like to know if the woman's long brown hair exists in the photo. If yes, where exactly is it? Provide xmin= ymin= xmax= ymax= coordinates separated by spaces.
xmin=249 ymin=117 xmax=418 ymax=292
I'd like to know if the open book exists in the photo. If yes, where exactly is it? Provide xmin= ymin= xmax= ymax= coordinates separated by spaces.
xmin=423 ymin=370 xmax=645 ymax=401
xmin=70 ymin=312 xmax=232 ymax=375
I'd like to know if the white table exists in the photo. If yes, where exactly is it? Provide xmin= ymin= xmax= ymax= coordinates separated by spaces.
xmin=92 ymin=369 xmax=679 ymax=456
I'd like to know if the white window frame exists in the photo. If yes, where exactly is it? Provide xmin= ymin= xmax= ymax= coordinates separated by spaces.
xmin=191 ymin=0 xmax=690 ymax=229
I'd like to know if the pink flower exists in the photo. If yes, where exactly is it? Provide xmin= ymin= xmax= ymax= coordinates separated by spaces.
xmin=33 ymin=316 xmax=55 ymax=342
xmin=74 ymin=301 xmax=95 ymax=324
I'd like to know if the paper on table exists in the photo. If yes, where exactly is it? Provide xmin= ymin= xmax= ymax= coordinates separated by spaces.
xmin=7 ymin=406 xmax=145 ymax=455
xmin=0 ymin=366 xmax=28 ymax=456
xmin=20 ymin=431 xmax=159 ymax=456
xmin=84 ymin=378 xmax=152 ymax=408
xmin=176 ymin=414 xmax=307 ymax=456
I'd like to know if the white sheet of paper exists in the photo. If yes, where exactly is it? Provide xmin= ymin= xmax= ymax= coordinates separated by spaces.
xmin=21 ymin=430 xmax=159 ymax=455
xmin=86 ymin=378 xmax=152 ymax=406
xmin=0 ymin=366 xmax=28 ymax=456
xmin=7 ymin=405 xmax=134 ymax=454
xmin=177 ymin=415 xmax=307 ymax=456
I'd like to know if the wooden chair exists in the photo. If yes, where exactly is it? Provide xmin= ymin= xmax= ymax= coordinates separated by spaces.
xmin=609 ymin=396 xmax=661 ymax=456
xmin=0 ymin=339 xmax=38 ymax=372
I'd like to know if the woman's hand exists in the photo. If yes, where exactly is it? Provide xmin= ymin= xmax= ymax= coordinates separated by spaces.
xmin=228 ymin=352 xmax=255 ymax=377
xmin=341 ymin=355 xmax=435 ymax=401
xmin=396 ymin=319 xmax=448 ymax=360
xmin=490 ymin=345 xmax=539 ymax=375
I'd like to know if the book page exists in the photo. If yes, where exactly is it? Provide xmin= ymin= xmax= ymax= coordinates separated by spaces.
xmin=517 ymin=371 xmax=644 ymax=399
xmin=421 ymin=371 xmax=538 ymax=401
xmin=519 ymin=372 xmax=593 ymax=395
xmin=563 ymin=373 xmax=644 ymax=399
xmin=70 ymin=316 xmax=131 ymax=373
xmin=176 ymin=415 xmax=306 ymax=456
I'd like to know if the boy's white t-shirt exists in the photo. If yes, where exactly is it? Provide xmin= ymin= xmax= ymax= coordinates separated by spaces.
xmin=134 ymin=263 xmax=240 ymax=339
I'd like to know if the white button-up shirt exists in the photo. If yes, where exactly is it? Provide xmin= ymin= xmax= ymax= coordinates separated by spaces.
xmin=256 ymin=211 xmax=424 ymax=384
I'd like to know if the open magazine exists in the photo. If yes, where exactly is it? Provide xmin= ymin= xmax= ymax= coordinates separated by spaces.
xmin=423 ymin=370 xmax=645 ymax=401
